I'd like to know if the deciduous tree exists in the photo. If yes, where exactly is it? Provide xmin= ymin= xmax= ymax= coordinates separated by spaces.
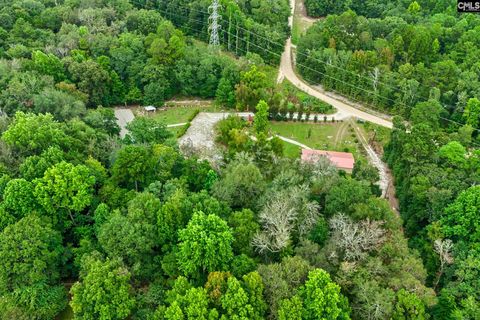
xmin=34 ymin=161 xmax=95 ymax=227
xmin=0 ymin=215 xmax=66 ymax=319
xmin=177 ymin=212 xmax=234 ymax=278
xmin=70 ymin=257 xmax=135 ymax=320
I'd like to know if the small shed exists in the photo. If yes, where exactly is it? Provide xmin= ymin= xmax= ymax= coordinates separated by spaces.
xmin=144 ymin=106 xmax=156 ymax=112
xmin=301 ymin=149 xmax=355 ymax=173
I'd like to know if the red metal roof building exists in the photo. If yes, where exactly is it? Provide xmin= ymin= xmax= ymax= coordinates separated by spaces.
xmin=301 ymin=149 xmax=355 ymax=173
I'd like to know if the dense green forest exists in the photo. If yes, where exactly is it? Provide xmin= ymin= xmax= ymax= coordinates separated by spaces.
xmin=0 ymin=108 xmax=436 ymax=319
xmin=297 ymin=2 xmax=480 ymax=125
xmin=304 ymin=0 xmax=454 ymax=18
xmin=0 ymin=0 xmax=289 ymax=113
xmin=0 ymin=0 xmax=479 ymax=319
xmin=297 ymin=0 xmax=480 ymax=319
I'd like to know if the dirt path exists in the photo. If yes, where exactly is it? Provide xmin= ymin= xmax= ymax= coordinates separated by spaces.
xmin=296 ymin=0 xmax=320 ymax=23
xmin=276 ymin=135 xmax=312 ymax=150
xmin=385 ymin=168 xmax=400 ymax=214
xmin=349 ymin=119 xmax=388 ymax=198
xmin=165 ymin=99 xmax=212 ymax=106
xmin=333 ymin=121 xmax=349 ymax=148
xmin=278 ymin=38 xmax=393 ymax=128
xmin=167 ymin=122 xmax=187 ymax=128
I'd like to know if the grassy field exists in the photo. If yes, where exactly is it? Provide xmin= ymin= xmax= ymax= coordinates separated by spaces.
xmin=271 ymin=121 xmax=364 ymax=159
xmin=167 ymin=125 xmax=184 ymax=136
xmin=153 ymin=106 xmax=197 ymax=124
xmin=272 ymin=122 xmax=337 ymax=149
xmin=133 ymin=105 xmax=223 ymax=125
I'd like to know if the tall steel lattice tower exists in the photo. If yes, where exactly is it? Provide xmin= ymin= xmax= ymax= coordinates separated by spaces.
xmin=208 ymin=0 xmax=221 ymax=47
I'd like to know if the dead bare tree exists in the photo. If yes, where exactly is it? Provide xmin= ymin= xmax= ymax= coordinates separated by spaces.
xmin=329 ymin=213 xmax=387 ymax=261
xmin=252 ymin=185 xmax=321 ymax=254
xmin=433 ymin=238 xmax=454 ymax=290
xmin=252 ymin=198 xmax=296 ymax=254
xmin=370 ymin=67 xmax=380 ymax=93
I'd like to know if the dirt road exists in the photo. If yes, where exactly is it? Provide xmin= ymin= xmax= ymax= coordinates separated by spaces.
xmin=278 ymin=39 xmax=393 ymax=128
xmin=279 ymin=0 xmax=393 ymax=128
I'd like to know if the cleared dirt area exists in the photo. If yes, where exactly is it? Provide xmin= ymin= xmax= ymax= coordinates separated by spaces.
xmin=114 ymin=108 xmax=134 ymax=138
xmin=178 ymin=112 xmax=253 ymax=162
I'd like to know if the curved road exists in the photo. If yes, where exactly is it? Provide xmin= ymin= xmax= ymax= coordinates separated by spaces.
xmin=279 ymin=0 xmax=393 ymax=129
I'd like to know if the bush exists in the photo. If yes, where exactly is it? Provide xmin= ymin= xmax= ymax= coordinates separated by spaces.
xmin=302 ymin=96 xmax=334 ymax=114
xmin=188 ymin=109 xmax=200 ymax=122
xmin=309 ymin=217 xmax=329 ymax=246
xmin=177 ymin=123 xmax=191 ymax=138
xmin=215 ymin=115 xmax=247 ymax=145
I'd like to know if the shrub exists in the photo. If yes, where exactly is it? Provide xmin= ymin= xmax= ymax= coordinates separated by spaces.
xmin=188 ymin=109 xmax=200 ymax=122
xmin=177 ymin=123 xmax=191 ymax=138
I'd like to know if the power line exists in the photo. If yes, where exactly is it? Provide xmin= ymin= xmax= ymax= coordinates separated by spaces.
xmin=224 ymin=29 xmax=480 ymax=138
xmin=227 ymin=24 xmax=480 ymax=129
xmin=217 ymin=13 xmax=468 ymax=116
xmin=131 ymin=0 xmax=451 ymax=116
xmin=208 ymin=0 xmax=222 ymax=47
xmin=224 ymin=29 xmax=396 ymax=104
xmin=130 ymin=1 xmax=480 ymax=139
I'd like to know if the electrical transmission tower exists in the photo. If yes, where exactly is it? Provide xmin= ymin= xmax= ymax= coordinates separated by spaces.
xmin=208 ymin=0 xmax=221 ymax=47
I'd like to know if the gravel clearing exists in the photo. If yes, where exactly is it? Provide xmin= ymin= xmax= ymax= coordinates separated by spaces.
xmin=115 ymin=108 xmax=135 ymax=138
xmin=178 ymin=112 xmax=253 ymax=162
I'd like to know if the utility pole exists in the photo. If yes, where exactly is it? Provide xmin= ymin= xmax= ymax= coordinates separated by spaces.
xmin=208 ymin=0 xmax=221 ymax=47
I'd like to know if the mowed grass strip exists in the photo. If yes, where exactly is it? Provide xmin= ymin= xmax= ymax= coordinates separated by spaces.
xmin=151 ymin=106 xmax=199 ymax=125
xmin=135 ymin=105 xmax=223 ymax=125
xmin=271 ymin=122 xmax=338 ymax=150
xmin=271 ymin=122 xmax=366 ymax=161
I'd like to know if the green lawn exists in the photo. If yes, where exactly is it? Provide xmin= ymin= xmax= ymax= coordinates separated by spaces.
xmin=271 ymin=122 xmax=338 ymax=149
xmin=167 ymin=125 xmax=184 ymax=137
xmin=271 ymin=121 xmax=365 ymax=160
xmin=150 ymin=106 xmax=198 ymax=125
xmin=281 ymin=140 xmax=302 ymax=158
xmin=134 ymin=105 xmax=223 ymax=125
